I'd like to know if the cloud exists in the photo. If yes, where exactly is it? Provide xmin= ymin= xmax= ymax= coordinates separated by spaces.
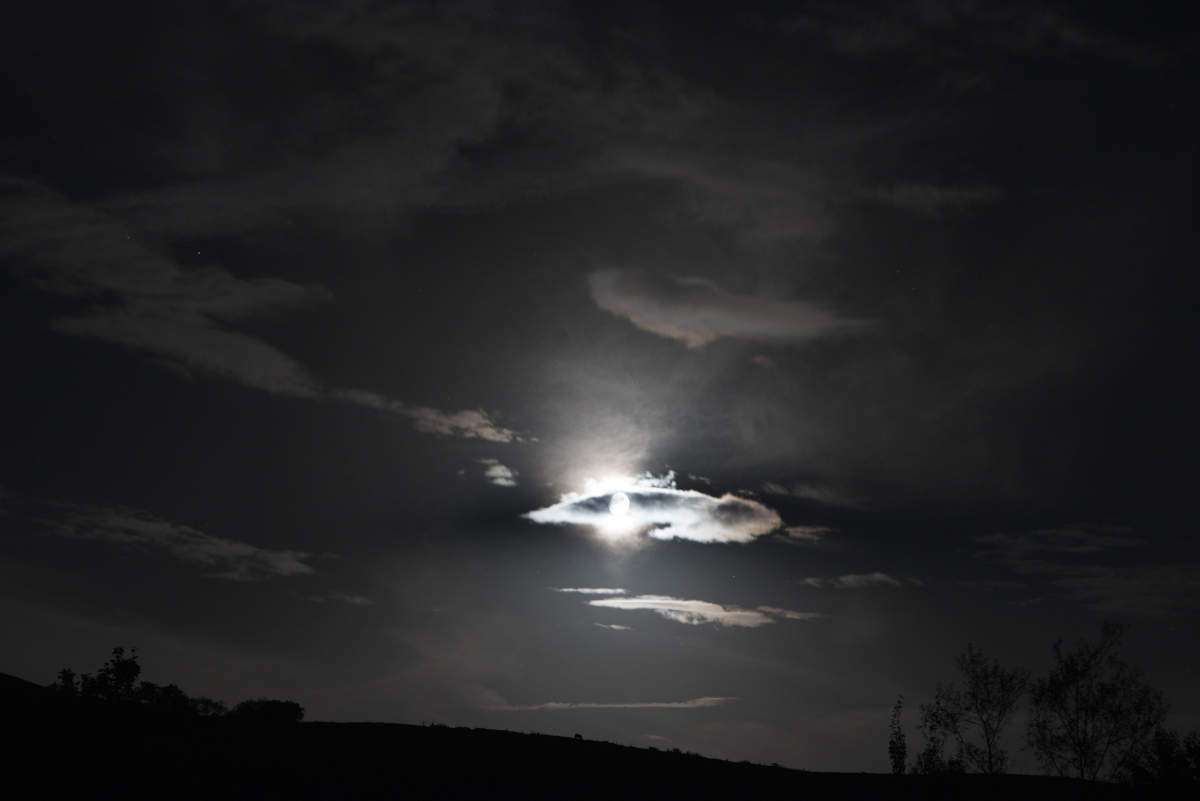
xmin=524 ymin=472 xmax=782 ymax=544
xmin=1 ymin=179 xmax=518 ymax=443
xmin=801 ymin=572 xmax=906 ymax=589
xmin=973 ymin=526 xmax=1200 ymax=615
xmin=587 ymin=270 xmax=865 ymax=349
xmin=491 ymin=696 xmax=737 ymax=711
xmin=477 ymin=458 xmax=518 ymax=487
xmin=47 ymin=505 xmax=316 ymax=581
xmin=762 ymin=481 xmax=863 ymax=509
xmin=785 ymin=2 xmax=1161 ymax=67
xmin=610 ymin=151 xmax=832 ymax=243
xmin=861 ymin=183 xmax=1001 ymax=216
xmin=594 ymin=622 xmax=633 ymax=631
xmin=975 ymin=526 xmax=1142 ymax=557
xmin=756 ymin=606 xmax=826 ymax=621
xmin=780 ymin=526 xmax=833 ymax=544
xmin=309 ymin=592 xmax=374 ymax=606
xmin=589 ymin=595 xmax=821 ymax=628
xmin=331 ymin=390 xmax=517 ymax=442
xmin=553 ymin=587 xmax=627 ymax=595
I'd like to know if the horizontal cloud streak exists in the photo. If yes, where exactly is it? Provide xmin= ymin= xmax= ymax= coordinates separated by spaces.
xmin=478 ymin=458 xmax=518 ymax=487
xmin=801 ymin=572 xmax=907 ymax=589
xmin=757 ymin=606 xmax=825 ymax=621
xmin=554 ymin=587 xmax=628 ymax=594
xmin=525 ymin=472 xmax=782 ymax=544
xmin=2 ymin=179 xmax=518 ymax=443
xmin=589 ymin=595 xmax=820 ymax=627
xmin=588 ymin=270 xmax=865 ymax=348
xmin=861 ymin=183 xmax=1001 ymax=216
xmin=493 ymin=696 xmax=736 ymax=711
xmin=48 ymin=505 xmax=316 ymax=581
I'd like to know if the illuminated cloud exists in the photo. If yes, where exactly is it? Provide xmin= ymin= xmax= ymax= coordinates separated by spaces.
xmin=554 ymin=587 xmax=628 ymax=595
xmin=589 ymin=595 xmax=820 ymax=628
xmin=524 ymin=472 xmax=782 ymax=544
xmin=334 ymin=389 xmax=517 ymax=442
xmin=781 ymin=526 xmax=833 ymax=544
xmin=492 ymin=696 xmax=736 ymax=711
xmin=762 ymin=481 xmax=863 ymax=509
xmin=801 ymin=572 xmax=906 ymax=589
xmin=756 ymin=606 xmax=825 ymax=621
xmin=594 ymin=622 xmax=633 ymax=631
xmin=49 ymin=505 xmax=316 ymax=581
xmin=587 ymin=270 xmax=864 ymax=348
xmin=477 ymin=458 xmax=518 ymax=487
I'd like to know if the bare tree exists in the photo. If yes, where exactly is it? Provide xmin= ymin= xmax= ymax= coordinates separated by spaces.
xmin=1028 ymin=623 xmax=1167 ymax=781
xmin=917 ymin=644 xmax=1029 ymax=774
xmin=888 ymin=695 xmax=907 ymax=774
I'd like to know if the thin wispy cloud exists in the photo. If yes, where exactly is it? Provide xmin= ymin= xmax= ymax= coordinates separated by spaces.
xmin=594 ymin=622 xmax=633 ymax=631
xmin=861 ymin=183 xmax=1001 ymax=216
xmin=478 ymin=458 xmax=518 ymax=487
xmin=589 ymin=595 xmax=820 ymax=628
xmin=973 ymin=526 xmax=1199 ymax=615
xmin=554 ymin=587 xmax=628 ymax=595
xmin=801 ymin=572 xmax=908 ymax=589
xmin=588 ymin=270 xmax=865 ymax=349
xmin=525 ymin=472 xmax=782 ymax=544
xmin=309 ymin=592 xmax=374 ymax=606
xmin=1 ymin=179 xmax=518 ymax=444
xmin=492 ymin=696 xmax=737 ymax=711
xmin=780 ymin=526 xmax=833 ymax=544
xmin=47 ymin=505 xmax=316 ymax=581
xmin=762 ymin=481 xmax=863 ymax=509
xmin=756 ymin=606 xmax=825 ymax=621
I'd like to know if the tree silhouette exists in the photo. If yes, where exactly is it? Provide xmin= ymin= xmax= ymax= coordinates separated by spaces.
xmin=888 ymin=695 xmax=907 ymax=774
xmin=915 ymin=644 xmax=1028 ymax=774
xmin=1027 ymin=623 xmax=1167 ymax=781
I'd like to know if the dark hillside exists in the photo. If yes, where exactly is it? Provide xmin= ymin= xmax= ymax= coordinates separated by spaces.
xmin=0 ymin=671 xmax=1173 ymax=800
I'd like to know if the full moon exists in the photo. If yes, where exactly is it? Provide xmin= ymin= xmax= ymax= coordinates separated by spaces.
xmin=609 ymin=491 xmax=630 ymax=516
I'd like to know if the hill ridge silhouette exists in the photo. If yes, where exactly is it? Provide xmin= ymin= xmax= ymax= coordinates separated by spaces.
xmin=0 ymin=668 xmax=1168 ymax=800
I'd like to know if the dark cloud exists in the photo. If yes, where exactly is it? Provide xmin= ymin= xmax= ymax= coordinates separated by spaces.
xmin=800 ymin=572 xmax=912 ymax=589
xmin=588 ymin=270 xmax=866 ymax=349
xmin=859 ymin=183 xmax=1002 ymax=216
xmin=45 ymin=504 xmax=316 ymax=581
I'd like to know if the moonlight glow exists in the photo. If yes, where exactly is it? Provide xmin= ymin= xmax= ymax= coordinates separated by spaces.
xmin=523 ymin=471 xmax=784 ymax=544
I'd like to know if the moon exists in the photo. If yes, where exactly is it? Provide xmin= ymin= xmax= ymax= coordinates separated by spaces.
xmin=609 ymin=491 xmax=630 ymax=516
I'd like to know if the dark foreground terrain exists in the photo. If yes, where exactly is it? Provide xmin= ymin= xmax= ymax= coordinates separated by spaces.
xmin=0 ymin=671 xmax=1180 ymax=800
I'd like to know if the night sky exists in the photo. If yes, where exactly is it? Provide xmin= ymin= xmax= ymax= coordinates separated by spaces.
xmin=1 ymin=0 xmax=1196 ymax=771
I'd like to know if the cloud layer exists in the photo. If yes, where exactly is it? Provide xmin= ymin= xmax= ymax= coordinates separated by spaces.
xmin=524 ymin=472 xmax=782 ymax=544
xmin=478 ymin=458 xmax=518 ymax=487
xmin=1 ymin=179 xmax=517 ymax=443
xmin=492 ymin=696 xmax=736 ymax=711
xmin=48 ymin=505 xmax=316 ymax=581
xmin=587 ymin=270 xmax=865 ymax=348
xmin=801 ymin=572 xmax=909 ymax=589
xmin=589 ymin=595 xmax=821 ymax=628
